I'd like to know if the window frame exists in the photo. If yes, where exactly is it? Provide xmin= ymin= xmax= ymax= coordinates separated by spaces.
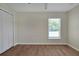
xmin=48 ymin=18 xmax=61 ymax=40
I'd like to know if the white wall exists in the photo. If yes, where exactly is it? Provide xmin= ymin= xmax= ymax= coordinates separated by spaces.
xmin=68 ymin=5 xmax=79 ymax=50
xmin=15 ymin=12 xmax=68 ymax=44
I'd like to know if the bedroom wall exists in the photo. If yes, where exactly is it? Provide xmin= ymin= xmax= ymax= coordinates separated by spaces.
xmin=15 ymin=12 xmax=68 ymax=44
xmin=68 ymin=5 xmax=79 ymax=51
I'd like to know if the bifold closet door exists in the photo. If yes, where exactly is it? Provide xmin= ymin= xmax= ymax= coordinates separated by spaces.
xmin=0 ymin=10 xmax=13 ymax=53
xmin=2 ymin=11 xmax=10 ymax=51
xmin=8 ymin=13 xmax=14 ymax=48
xmin=0 ymin=11 xmax=3 ymax=53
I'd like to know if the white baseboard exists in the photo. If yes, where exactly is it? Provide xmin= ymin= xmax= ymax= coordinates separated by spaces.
xmin=68 ymin=44 xmax=79 ymax=52
xmin=14 ymin=43 xmax=67 ymax=46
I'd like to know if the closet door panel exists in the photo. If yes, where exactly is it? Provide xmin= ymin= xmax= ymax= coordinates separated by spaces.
xmin=2 ymin=11 xmax=10 ymax=51
xmin=8 ymin=14 xmax=13 ymax=48
xmin=0 ymin=11 xmax=3 ymax=53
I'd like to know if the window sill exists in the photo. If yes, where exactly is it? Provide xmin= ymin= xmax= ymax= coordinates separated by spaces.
xmin=48 ymin=37 xmax=61 ymax=39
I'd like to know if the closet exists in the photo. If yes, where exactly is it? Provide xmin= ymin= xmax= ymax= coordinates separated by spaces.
xmin=0 ymin=9 xmax=14 ymax=54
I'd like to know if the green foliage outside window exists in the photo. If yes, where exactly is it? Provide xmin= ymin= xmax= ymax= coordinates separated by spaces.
xmin=49 ymin=19 xmax=60 ymax=31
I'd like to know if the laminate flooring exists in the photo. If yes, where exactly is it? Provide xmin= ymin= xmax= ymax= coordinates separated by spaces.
xmin=0 ymin=45 xmax=79 ymax=56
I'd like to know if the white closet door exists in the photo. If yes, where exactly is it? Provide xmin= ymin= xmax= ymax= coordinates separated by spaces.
xmin=0 ymin=10 xmax=14 ymax=53
xmin=2 ymin=11 xmax=10 ymax=51
xmin=8 ymin=14 xmax=14 ymax=48
xmin=0 ymin=11 xmax=3 ymax=53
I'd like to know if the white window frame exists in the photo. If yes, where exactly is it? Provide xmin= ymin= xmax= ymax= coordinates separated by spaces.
xmin=48 ymin=18 xmax=61 ymax=39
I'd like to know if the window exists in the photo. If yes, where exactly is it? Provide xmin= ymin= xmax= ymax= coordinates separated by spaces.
xmin=48 ymin=18 xmax=61 ymax=39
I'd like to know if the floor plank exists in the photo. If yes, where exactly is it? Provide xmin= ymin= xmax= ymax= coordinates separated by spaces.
xmin=0 ymin=45 xmax=79 ymax=56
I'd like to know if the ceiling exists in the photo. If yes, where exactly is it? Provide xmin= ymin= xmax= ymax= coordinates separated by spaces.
xmin=6 ymin=3 xmax=79 ymax=12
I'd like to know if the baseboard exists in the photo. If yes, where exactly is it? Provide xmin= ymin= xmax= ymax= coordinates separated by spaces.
xmin=68 ymin=44 xmax=79 ymax=52
xmin=14 ymin=43 xmax=67 ymax=46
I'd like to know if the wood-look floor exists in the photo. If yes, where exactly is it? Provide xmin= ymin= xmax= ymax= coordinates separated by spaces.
xmin=0 ymin=45 xmax=79 ymax=56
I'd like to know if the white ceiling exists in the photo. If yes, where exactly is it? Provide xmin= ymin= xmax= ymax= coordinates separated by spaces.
xmin=6 ymin=3 xmax=79 ymax=12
